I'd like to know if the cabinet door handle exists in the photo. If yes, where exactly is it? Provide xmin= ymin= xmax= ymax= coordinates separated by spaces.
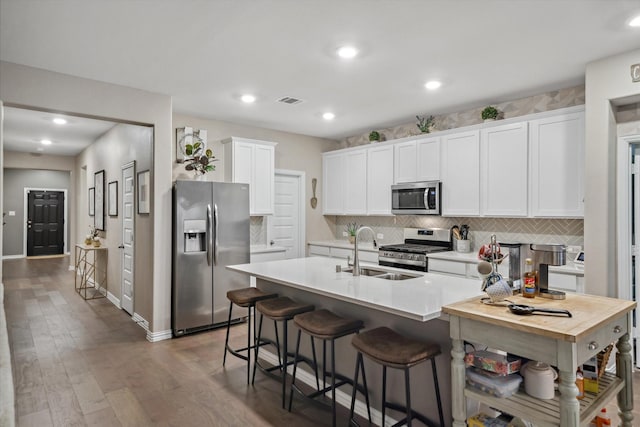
xmin=613 ymin=325 xmax=622 ymax=334
xmin=588 ymin=342 xmax=599 ymax=351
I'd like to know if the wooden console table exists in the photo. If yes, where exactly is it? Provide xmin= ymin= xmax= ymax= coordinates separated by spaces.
xmin=442 ymin=293 xmax=635 ymax=427
xmin=74 ymin=243 xmax=108 ymax=300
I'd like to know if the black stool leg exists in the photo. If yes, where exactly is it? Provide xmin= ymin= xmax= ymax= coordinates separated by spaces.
xmin=288 ymin=329 xmax=302 ymax=412
xmin=273 ymin=320 xmax=282 ymax=371
xmin=251 ymin=313 xmax=265 ymax=385
xmin=349 ymin=352 xmax=361 ymax=424
xmin=223 ymin=301 xmax=233 ymax=366
xmin=281 ymin=319 xmax=288 ymax=409
xmin=322 ymin=340 xmax=327 ymax=395
xmin=310 ymin=336 xmax=319 ymax=391
xmin=405 ymin=367 xmax=412 ymax=427
xmin=431 ymin=358 xmax=444 ymax=427
xmin=382 ymin=365 xmax=387 ymax=426
xmin=246 ymin=304 xmax=252 ymax=384
xmin=331 ymin=338 xmax=336 ymax=427
xmin=360 ymin=354 xmax=371 ymax=423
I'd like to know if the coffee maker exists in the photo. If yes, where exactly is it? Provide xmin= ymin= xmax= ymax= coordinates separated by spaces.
xmin=529 ymin=243 xmax=567 ymax=299
xmin=498 ymin=243 xmax=529 ymax=289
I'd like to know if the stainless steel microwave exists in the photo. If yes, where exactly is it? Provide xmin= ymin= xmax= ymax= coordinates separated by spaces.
xmin=391 ymin=181 xmax=441 ymax=215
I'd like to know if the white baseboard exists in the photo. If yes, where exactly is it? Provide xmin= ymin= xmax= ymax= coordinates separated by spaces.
xmin=147 ymin=329 xmax=172 ymax=342
xmin=257 ymin=349 xmax=393 ymax=426
xmin=132 ymin=312 xmax=149 ymax=331
xmin=106 ymin=291 xmax=120 ymax=308
xmin=2 ymin=255 xmax=23 ymax=260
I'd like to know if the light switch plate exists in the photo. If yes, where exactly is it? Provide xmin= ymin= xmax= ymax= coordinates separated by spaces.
xmin=377 ymin=233 xmax=384 ymax=239
xmin=8 ymin=211 xmax=15 ymax=216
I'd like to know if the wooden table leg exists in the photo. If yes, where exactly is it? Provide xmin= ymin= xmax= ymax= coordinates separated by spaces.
xmin=558 ymin=369 xmax=580 ymax=426
xmin=616 ymin=332 xmax=634 ymax=426
xmin=450 ymin=316 xmax=466 ymax=427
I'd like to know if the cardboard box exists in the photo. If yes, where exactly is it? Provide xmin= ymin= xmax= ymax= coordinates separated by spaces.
xmin=582 ymin=356 xmax=599 ymax=393
xmin=465 ymin=350 xmax=522 ymax=376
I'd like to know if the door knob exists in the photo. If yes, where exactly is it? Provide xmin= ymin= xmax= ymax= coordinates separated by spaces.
xmin=118 ymin=245 xmax=125 ymax=249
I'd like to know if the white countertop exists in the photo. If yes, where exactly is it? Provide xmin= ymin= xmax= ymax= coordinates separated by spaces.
xmin=250 ymin=244 xmax=286 ymax=254
xmin=307 ymin=240 xmax=379 ymax=253
xmin=427 ymin=250 xmax=584 ymax=275
xmin=228 ymin=257 xmax=484 ymax=322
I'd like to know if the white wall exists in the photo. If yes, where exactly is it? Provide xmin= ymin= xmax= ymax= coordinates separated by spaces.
xmin=0 ymin=61 xmax=172 ymax=334
xmin=584 ymin=49 xmax=640 ymax=296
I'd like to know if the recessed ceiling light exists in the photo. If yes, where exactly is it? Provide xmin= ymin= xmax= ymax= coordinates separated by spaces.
xmin=52 ymin=118 xmax=67 ymax=125
xmin=337 ymin=46 xmax=358 ymax=59
xmin=241 ymin=94 xmax=256 ymax=103
xmin=323 ymin=112 xmax=335 ymax=120
xmin=41 ymin=139 xmax=52 ymax=145
xmin=425 ymin=80 xmax=442 ymax=90
xmin=629 ymin=14 xmax=640 ymax=27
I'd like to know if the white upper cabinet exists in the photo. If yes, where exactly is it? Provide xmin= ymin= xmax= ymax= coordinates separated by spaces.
xmin=322 ymin=151 xmax=345 ymax=215
xmin=529 ymin=112 xmax=585 ymax=217
xmin=394 ymin=137 xmax=440 ymax=183
xmin=344 ymin=148 xmax=368 ymax=215
xmin=367 ymin=144 xmax=394 ymax=215
xmin=441 ymin=130 xmax=480 ymax=216
xmin=223 ymin=137 xmax=277 ymax=215
xmin=480 ymin=122 xmax=528 ymax=217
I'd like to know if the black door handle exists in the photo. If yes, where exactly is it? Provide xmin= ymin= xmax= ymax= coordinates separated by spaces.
xmin=118 ymin=245 xmax=125 ymax=249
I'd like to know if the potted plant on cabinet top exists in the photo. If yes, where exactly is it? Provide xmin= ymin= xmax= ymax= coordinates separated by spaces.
xmin=369 ymin=130 xmax=381 ymax=143
xmin=481 ymin=106 xmax=499 ymax=122
xmin=416 ymin=115 xmax=435 ymax=133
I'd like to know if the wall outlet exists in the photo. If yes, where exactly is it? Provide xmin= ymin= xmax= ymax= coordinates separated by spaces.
xmin=376 ymin=233 xmax=384 ymax=239
xmin=8 ymin=211 xmax=15 ymax=216
xmin=342 ymin=231 xmax=348 ymax=237
xmin=567 ymin=245 xmax=582 ymax=253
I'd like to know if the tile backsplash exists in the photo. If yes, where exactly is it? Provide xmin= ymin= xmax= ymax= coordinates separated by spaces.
xmin=333 ymin=216 xmax=583 ymax=250
xmin=250 ymin=216 xmax=266 ymax=245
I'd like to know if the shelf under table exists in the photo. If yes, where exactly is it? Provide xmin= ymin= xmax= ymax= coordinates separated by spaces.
xmin=464 ymin=372 xmax=624 ymax=427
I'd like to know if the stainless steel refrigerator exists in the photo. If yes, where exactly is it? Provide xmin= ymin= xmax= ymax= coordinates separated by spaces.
xmin=172 ymin=180 xmax=250 ymax=336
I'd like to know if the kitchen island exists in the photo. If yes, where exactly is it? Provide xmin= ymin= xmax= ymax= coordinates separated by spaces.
xmin=228 ymin=256 xmax=484 ymax=425
xmin=443 ymin=294 xmax=636 ymax=427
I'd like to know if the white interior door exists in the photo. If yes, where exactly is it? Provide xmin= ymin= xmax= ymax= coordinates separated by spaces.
xmin=121 ymin=161 xmax=135 ymax=315
xmin=269 ymin=170 xmax=305 ymax=259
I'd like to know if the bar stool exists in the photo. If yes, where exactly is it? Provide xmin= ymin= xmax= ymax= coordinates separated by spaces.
xmin=252 ymin=296 xmax=317 ymax=408
xmin=349 ymin=326 xmax=444 ymax=427
xmin=223 ymin=287 xmax=278 ymax=384
xmin=288 ymin=309 xmax=370 ymax=427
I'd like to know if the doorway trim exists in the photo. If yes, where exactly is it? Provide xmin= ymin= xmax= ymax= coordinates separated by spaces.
xmin=23 ymin=187 xmax=68 ymax=257
xmin=270 ymin=169 xmax=306 ymax=258
xmin=616 ymin=133 xmax=640 ymax=368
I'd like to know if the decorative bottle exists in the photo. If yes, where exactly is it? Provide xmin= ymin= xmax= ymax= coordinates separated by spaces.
xmin=522 ymin=258 xmax=537 ymax=298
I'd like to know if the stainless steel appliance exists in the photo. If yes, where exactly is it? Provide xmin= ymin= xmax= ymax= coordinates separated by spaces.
xmin=499 ymin=242 xmax=529 ymax=288
xmin=379 ymin=228 xmax=452 ymax=271
xmin=172 ymin=180 xmax=250 ymax=336
xmin=529 ymin=243 xmax=567 ymax=299
xmin=391 ymin=181 xmax=441 ymax=215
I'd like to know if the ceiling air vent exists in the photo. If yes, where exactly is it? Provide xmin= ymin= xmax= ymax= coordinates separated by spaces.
xmin=277 ymin=96 xmax=304 ymax=105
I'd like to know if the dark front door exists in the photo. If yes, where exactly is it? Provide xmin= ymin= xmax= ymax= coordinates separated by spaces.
xmin=27 ymin=191 xmax=65 ymax=256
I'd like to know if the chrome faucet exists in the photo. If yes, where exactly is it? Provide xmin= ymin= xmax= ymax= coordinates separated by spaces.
xmin=353 ymin=226 xmax=375 ymax=276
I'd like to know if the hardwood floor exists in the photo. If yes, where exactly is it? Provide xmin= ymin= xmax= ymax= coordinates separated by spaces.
xmin=3 ymin=257 xmax=361 ymax=427
xmin=3 ymin=256 xmax=639 ymax=426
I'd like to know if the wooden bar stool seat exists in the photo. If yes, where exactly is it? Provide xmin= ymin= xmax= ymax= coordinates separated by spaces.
xmin=349 ymin=326 xmax=445 ymax=427
xmin=223 ymin=287 xmax=278 ymax=384
xmin=289 ymin=309 xmax=370 ymax=427
xmin=253 ymin=296 xmax=317 ymax=408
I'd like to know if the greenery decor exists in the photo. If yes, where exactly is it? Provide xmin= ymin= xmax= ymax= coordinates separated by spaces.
xmin=416 ymin=115 xmax=435 ymax=133
xmin=183 ymin=134 xmax=218 ymax=175
xmin=369 ymin=130 xmax=381 ymax=142
xmin=481 ymin=106 xmax=499 ymax=120
xmin=345 ymin=222 xmax=360 ymax=236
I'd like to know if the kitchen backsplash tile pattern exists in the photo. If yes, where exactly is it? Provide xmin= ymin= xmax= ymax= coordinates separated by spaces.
xmin=339 ymin=85 xmax=585 ymax=148
xmin=250 ymin=216 xmax=265 ymax=245
xmin=333 ymin=216 xmax=584 ymax=250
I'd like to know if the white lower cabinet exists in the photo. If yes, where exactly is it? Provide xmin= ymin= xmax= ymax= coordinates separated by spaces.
xmin=549 ymin=271 xmax=584 ymax=293
xmin=307 ymin=244 xmax=377 ymax=262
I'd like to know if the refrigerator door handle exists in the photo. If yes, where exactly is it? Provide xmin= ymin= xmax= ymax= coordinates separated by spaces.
xmin=206 ymin=204 xmax=213 ymax=266
xmin=213 ymin=203 xmax=219 ymax=266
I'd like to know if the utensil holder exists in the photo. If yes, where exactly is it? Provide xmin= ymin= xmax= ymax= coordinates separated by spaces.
xmin=456 ymin=239 xmax=471 ymax=253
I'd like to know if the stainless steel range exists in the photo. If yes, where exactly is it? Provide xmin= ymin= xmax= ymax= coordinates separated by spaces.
xmin=378 ymin=228 xmax=452 ymax=272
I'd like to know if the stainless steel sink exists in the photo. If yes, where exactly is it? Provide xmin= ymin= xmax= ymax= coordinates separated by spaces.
xmin=339 ymin=266 xmax=422 ymax=281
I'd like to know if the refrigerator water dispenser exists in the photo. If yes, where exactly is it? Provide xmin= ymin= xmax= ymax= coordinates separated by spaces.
xmin=183 ymin=219 xmax=206 ymax=252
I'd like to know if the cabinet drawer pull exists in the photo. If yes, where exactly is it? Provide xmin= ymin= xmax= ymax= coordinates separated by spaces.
xmin=588 ymin=342 xmax=599 ymax=351
xmin=613 ymin=325 xmax=622 ymax=334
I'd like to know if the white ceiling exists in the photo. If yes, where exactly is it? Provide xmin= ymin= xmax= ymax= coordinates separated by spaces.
xmin=1 ymin=0 xmax=640 ymax=148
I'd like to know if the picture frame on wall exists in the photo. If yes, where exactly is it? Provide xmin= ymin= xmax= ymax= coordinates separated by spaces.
xmin=108 ymin=181 xmax=118 ymax=216
xmin=94 ymin=170 xmax=105 ymax=230
xmin=137 ymin=170 xmax=150 ymax=214
xmin=88 ymin=187 xmax=95 ymax=216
